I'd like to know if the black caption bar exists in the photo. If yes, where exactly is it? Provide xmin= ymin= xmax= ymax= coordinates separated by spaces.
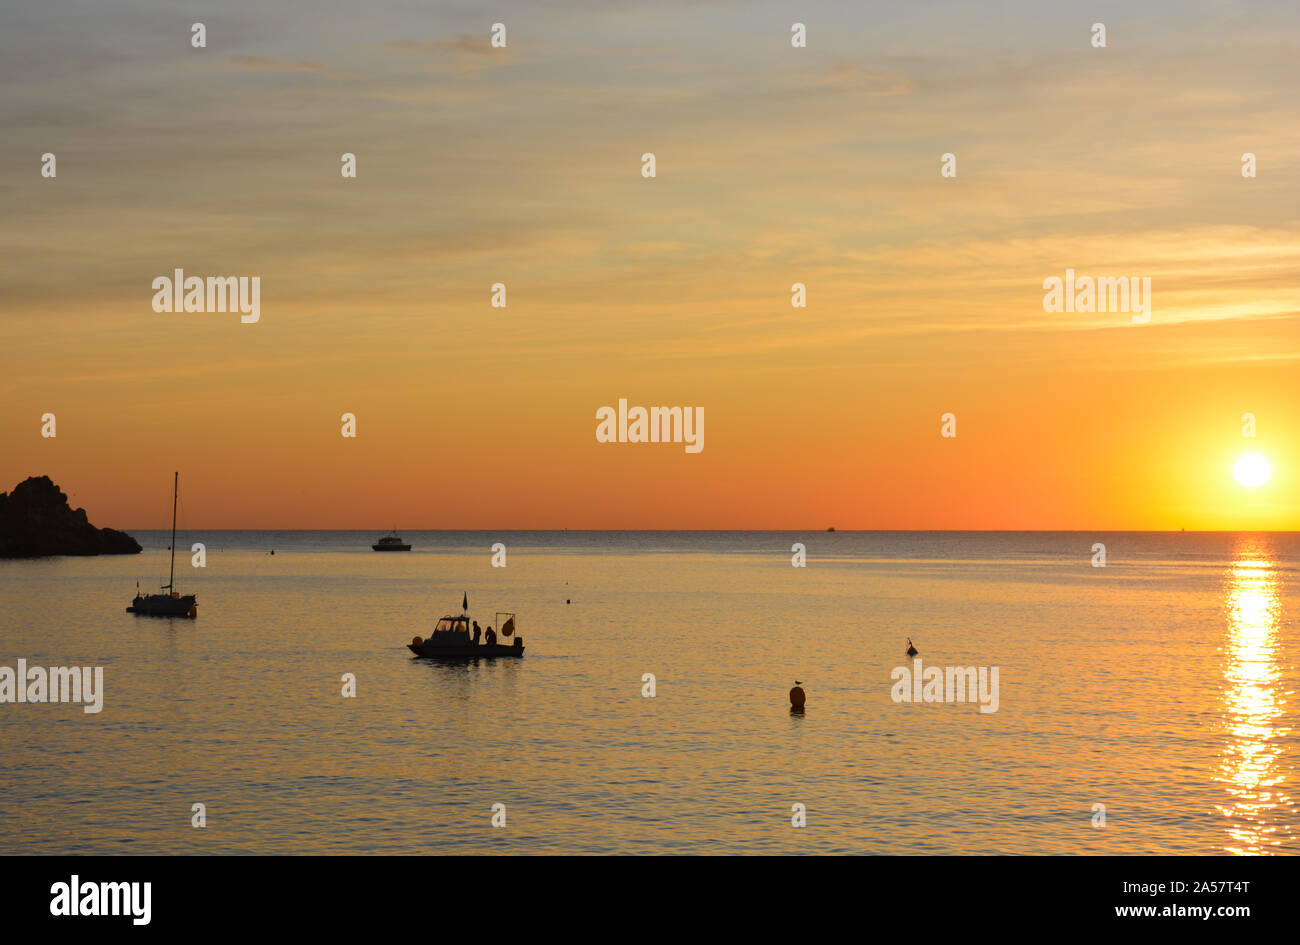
xmin=2 ymin=855 xmax=1282 ymax=933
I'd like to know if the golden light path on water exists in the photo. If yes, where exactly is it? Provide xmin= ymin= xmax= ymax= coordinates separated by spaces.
xmin=1216 ymin=545 xmax=1293 ymax=854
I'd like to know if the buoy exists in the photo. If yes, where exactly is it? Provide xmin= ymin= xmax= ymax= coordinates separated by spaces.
xmin=789 ymin=682 xmax=806 ymax=709
xmin=412 ymin=636 xmax=423 ymax=646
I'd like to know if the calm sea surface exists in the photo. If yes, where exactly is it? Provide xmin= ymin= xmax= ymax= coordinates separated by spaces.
xmin=1 ymin=531 xmax=1296 ymax=854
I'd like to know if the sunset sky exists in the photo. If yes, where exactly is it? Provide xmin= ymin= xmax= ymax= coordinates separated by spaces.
xmin=2 ymin=0 xmax=1297 ymax=529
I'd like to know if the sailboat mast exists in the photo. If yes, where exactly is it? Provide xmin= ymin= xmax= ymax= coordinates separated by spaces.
xmin=168 ymin=471 xmax=178 ymax=591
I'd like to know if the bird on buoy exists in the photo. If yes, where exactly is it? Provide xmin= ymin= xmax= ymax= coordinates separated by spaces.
xmin=789 ymin=681 xmax=806 ymax=709
xmin=906 ymin=638 xmax=918 ymax=657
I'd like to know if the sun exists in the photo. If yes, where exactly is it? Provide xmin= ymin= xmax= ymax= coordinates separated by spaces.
xmin=1234 ymin=453 xmax=1272 ymax=489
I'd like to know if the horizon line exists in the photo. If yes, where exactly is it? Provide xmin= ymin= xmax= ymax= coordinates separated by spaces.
xmin=120 ymin=526 xmax=1300 ymax=534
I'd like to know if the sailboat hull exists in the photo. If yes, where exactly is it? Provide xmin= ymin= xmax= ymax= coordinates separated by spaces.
xmin=127 ymin=594 xmax=197 ymax=618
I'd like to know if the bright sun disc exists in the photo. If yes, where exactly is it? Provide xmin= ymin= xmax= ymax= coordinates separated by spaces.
xmin=1234 ymin=453 xmax=1272 ymax=488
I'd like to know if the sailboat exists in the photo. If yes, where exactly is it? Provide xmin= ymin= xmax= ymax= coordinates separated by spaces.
xmin=126 ymin=472 xmax=197 ymax=618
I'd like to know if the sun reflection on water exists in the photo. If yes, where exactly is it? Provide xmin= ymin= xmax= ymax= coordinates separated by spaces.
xmin=1216 ymin=546 xmax=1293 ymax=854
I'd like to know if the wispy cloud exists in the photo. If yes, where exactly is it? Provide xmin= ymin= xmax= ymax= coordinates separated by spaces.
xmin=371 ymin=34 xmax=516 ymax=74
xmin=229 ymin=55 xmax=350 ymax=79
xmin=807 ymin=63 xmax=911 ymax=95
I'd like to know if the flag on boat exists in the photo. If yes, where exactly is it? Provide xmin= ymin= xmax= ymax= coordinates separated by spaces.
xmin=501 ymin=617 xmax=515 ymax=637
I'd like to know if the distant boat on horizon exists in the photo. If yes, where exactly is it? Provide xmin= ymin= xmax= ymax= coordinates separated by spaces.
xmin=372 ymin=530 xmax=411 ymax=552
xmin=126 ymin=471 xmax=197 ymax=618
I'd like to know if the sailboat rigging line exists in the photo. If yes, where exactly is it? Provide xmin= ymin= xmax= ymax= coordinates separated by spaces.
xmin=168 ymin=472 xmax=178 ymax=592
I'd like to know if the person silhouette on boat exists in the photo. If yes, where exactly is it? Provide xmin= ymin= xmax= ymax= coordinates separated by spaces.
xmin=484 ymin=625 xmax=497 ymax=646
xmin=472 ymin=621 xmax=482 ymax=645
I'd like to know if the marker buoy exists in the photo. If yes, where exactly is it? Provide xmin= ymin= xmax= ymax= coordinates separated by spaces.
xmin=789 ymin=683 xmax=806 ymax=709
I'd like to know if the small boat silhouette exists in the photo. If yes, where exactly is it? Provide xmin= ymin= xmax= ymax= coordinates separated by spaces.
xmin=408 ymin=598 xmax=524 ymax=659
xmin=126 ymin=472 xmax=197 ymax=619
xmin=372 ymin=529 xmax=411 ymax=552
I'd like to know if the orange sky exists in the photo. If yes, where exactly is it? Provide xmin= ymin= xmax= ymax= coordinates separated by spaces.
xmin=2 ymin=2 xmax=1297 ymax=529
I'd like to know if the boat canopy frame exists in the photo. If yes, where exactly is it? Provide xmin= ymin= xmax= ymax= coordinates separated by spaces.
xmin=432 ymin=614 xmax=471 ymax=633
xmin=429 ymin=609 xmax=517 ymax=635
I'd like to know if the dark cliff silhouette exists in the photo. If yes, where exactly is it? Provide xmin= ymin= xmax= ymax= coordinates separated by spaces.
xmin=0 ymin=476 xmax=141 ymax=558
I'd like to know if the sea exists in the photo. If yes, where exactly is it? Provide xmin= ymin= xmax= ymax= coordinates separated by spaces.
xmin=1 ymin=531 xmax=1296 ymax=855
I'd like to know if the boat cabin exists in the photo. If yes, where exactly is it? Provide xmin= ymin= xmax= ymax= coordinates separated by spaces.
xmin=430 ymin=615 xmax=471 ymax=644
